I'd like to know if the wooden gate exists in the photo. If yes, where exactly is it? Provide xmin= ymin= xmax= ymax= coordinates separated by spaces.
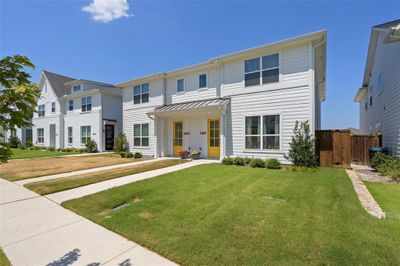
xmin=315 ymin=130 xmax=379 ymax=168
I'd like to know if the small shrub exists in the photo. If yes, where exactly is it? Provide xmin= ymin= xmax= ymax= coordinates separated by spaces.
xmin=266 ymin=158 xmax=281 ymax=169
xmin=33 ymin=146 xmax=46 ymax=150
xmin=126 ymin=152 xmax=134 ymax=158
xmin=244 ymin=157 xmax=251 ymax=165
xmin=19 ymin=145 xmax=27 ymax=150
xmin=119 ymin=151 xmax=127 ymax=158
xmin=371 ymin=153 xmax=400 ymax=182
xmin=79 ymin=148 xmax=86 ymax=153
xmin=8 ymin=136 xmax=20 ymax=148
xmin=114 ymin=132 xmax=128 ymax=153
xmin=370 ymin=152 xmax=390 ymax=170
xmin=48 ymin=147 xmax=56 ymax=152
xmin=134 ymin=152 xmax=142 ymax=159
xmin=222 ymin=157 xmax=234 ymax=165
xmin=285 ymin=120 xmax=318 ymax=168
xmin=84 ymin=139 xmax=98 ymax=153
xmin=233 ymin=157 xmax=245 ymax=166
xmin=25 ymin=140 xmax=33 ymax=147
xmin=249 ymin=158 xmax=265 ymax=168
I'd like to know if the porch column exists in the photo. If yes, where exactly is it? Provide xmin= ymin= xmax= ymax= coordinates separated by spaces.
xmin=154 ymin=116 xmax=159 ymax=158
xmin=220 ymin=111 xmax=226 ymax=160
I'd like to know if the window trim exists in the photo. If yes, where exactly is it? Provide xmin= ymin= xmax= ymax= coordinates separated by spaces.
xmin=243 ymin=113 xmax=282 ymax=152
xmin=176 ymin=77 xmax=185 ymax=93
xmin=38 ymin=104 xmax=45 ymax=117
xmin=244 ymin=52 xmax=281 ymax=87
xmin=198 ymin=72 xmax=208 ymax=90
xmin=68 ymin=100 xmax=74 ymax=111
xmin=37 ymin=128 xmax=44 ymax=144
xmin=133 ymin=123 xmax=150 ymax=148
xmin=81 ymin=96 xmax=92 ymax=112
xmin=133 ymin=83 xmax=150 ymax=104
xmin=68 ymin=127 xmax=73 ymax=145
xmin=80 ymin=126 xmax=91 ymax=145
xmin=73 ymin=85 xmax=81 ymax=92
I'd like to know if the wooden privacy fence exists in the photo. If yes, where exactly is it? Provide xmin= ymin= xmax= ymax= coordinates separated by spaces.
xmin=315 ymin=130 xmax=380 ymax=168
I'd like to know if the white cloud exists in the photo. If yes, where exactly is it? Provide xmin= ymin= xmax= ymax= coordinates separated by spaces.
xmin=82 ymin=0 xmax=131 ymax=23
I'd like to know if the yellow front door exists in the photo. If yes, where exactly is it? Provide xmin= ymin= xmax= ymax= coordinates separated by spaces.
xmin=173 ymin=121 xmax=183 ymax=156
xmin=208 ymin=119 xmax=220 ymax=158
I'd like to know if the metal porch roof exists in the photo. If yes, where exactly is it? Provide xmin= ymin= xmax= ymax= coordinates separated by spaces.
xmin=152 ymin=97 xmax=230 ymax=113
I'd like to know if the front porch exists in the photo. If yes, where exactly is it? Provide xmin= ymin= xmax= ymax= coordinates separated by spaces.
xmin=148 ymin=98 xmax=229 ymax=160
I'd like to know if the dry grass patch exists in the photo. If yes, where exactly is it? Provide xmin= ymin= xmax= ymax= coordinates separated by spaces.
xmin=0 ymin=154 xmax=149 ymax=181
xmin=25 ymin=159 xmax=187 ymax=195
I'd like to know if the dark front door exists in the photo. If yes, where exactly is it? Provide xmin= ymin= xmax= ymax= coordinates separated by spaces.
xmin=105 ymin=125 xmax=114 ymax=151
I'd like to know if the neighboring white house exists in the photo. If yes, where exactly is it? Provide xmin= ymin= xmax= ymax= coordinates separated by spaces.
xmin=2 ymin=127 xmax=32 ymax=145
xmin=32 ymin=71 xmax=123 ymax=151
xmin=119 ymin=30 xmax=326 ymax=162
xmin=354 ymin=19 xmax=400 ymax=157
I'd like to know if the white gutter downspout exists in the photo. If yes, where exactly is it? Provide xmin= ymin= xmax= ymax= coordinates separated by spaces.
xmin=311 ymin=37 xmax=326 ymax=133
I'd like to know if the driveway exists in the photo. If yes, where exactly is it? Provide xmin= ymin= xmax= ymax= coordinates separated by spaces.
xmin=0 ymin=178 xmax=177 ymax=266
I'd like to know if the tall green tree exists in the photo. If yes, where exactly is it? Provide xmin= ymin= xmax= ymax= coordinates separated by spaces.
xmin=0 ymin=55 xmax=40 ymax=163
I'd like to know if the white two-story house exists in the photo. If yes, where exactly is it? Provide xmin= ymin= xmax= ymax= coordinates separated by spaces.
xmin=354 ymin=19 xmax=400 ymax=157
xmin=32 ymin=71 xmax=122 ymax=151
xmin=119 ymin=30 xmax=326 ymax=162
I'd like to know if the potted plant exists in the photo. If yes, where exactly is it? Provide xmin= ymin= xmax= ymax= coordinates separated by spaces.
xmin=179 ymin=150 xmax=190 ymax=159
xmin=191 ymin=150 xmax=201 ymax=159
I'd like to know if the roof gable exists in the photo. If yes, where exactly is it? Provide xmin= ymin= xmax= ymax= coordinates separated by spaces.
xmin=42 ymin=70 xmax=75 ymax=98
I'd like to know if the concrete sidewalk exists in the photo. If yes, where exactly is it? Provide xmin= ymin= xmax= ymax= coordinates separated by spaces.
xmin=16 ymin=157 xmax=170 ymax=186
xmin=0 ymin=178 xmax=177 ymax=266
xmin=46 ymin=159 xmax=216 ymax=204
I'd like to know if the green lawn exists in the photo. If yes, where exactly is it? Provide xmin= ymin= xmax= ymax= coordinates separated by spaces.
xmin=365 ymin=181 xmax=400 ymax=221
xmin=10 ymin=148 xmax=73 ymax=159
xmin=63 ymin=164 xmax=400 ymax=265
xmin=25 ymin=159 xmax=187 ymax=195
xmin=0 ymin=248 xmax=11 ymax=266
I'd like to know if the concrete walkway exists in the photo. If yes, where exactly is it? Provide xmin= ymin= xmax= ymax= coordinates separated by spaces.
xmin=346 ymin=168 xmax=386 ymax=219
xmin=46 ymin=159 xmax=216 ymax=204
xmin=16 ymin=157 xmax=170 ymax=186
xmin=0 ymin=179 xmax=177 ymax=266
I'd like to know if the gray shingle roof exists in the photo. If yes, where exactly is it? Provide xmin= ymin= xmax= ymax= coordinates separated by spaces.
xmin=152 ymin=97 xmax=230 ymax=113
xmin=43 ymin=70 xmax=75 ymax=97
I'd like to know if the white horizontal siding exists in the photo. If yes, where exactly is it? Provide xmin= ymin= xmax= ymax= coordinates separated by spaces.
xmin=123 ymin=79 xmax=163 ymax=111
xmin=360 ymin=31 xmax=400 ymax=156
xmin=226 ymin=86 xmax=312 ymax=163
xmin=124 ymin=106 xmax=156 ymax=156
xmin=165 ymin=66 xmax=219 ymax=104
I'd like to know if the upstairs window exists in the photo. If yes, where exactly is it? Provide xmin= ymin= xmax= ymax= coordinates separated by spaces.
xmin=68 ymin=100 xmax=74 ymax=111
xmin=177 ymin=78 xmax=185 ymax=93
xmin=244 ymin=53 xmax=279 ymax=87
xmin=199 ymin=73 xmax=207 ymax=89
xmin=262 ymin=54 xmax=279 ymax=84
xmin=80 ymin=126 xmax=91 ymax=145
xmin=244 ymin=58 xmax=260 ymax=87
xmin=51 ymin=102 xmax=56 ymax=113
xmin=38 ymin=104 xmax=45 ymax=117
xmin=133 ymin=123 xmax=149 ymax=147
xmin=370 ymin=96 xmax=373 ymax=106
xmin=81 ymin=96 xmax=92 ymax=112
xmin=133 ymin=83 xmax=150 ymax=104
xmin=73 ymin=85 xmax=81 ymax=92
xmin=376 ymin=73 xmax=383 ymax=96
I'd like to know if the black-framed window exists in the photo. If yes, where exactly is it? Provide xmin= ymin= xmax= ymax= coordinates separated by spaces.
xmin=370 ymin=96 xmax=373 ymax=106
xmin=133 ymin=123 xmax=149 ymax=147
xmin=199 ymin=74 xmax=207 ymax=89
xmin=51 ymin=102 xmax=56 ymax=113
xmin=37 ymin=128 xmax=44 ymax=143
xmin=245 ymin=115 xmax=280 ymax=150
xmin=133 ymin=83 xmax=149 ymax=104
xmin=81 ymin=126 xmax=91 ymax=145
xmin=81 ymin=96 xmax=92 ymax=112
xmin=38 ymin=104 xmax=45 ymax=117
xmin=244 ymin=53 xmax=279 ymax=87
xmin=68 ymin=100 xmax=74 ymax=111
xmin=365 ymin=101 xmax=368 ymax=110
xmin=68 ymin=127 xmax=73 ymax=145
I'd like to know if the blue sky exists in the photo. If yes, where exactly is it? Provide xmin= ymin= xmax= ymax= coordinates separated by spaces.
xmin=1 ymin=0 xmax=399 ymax=129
